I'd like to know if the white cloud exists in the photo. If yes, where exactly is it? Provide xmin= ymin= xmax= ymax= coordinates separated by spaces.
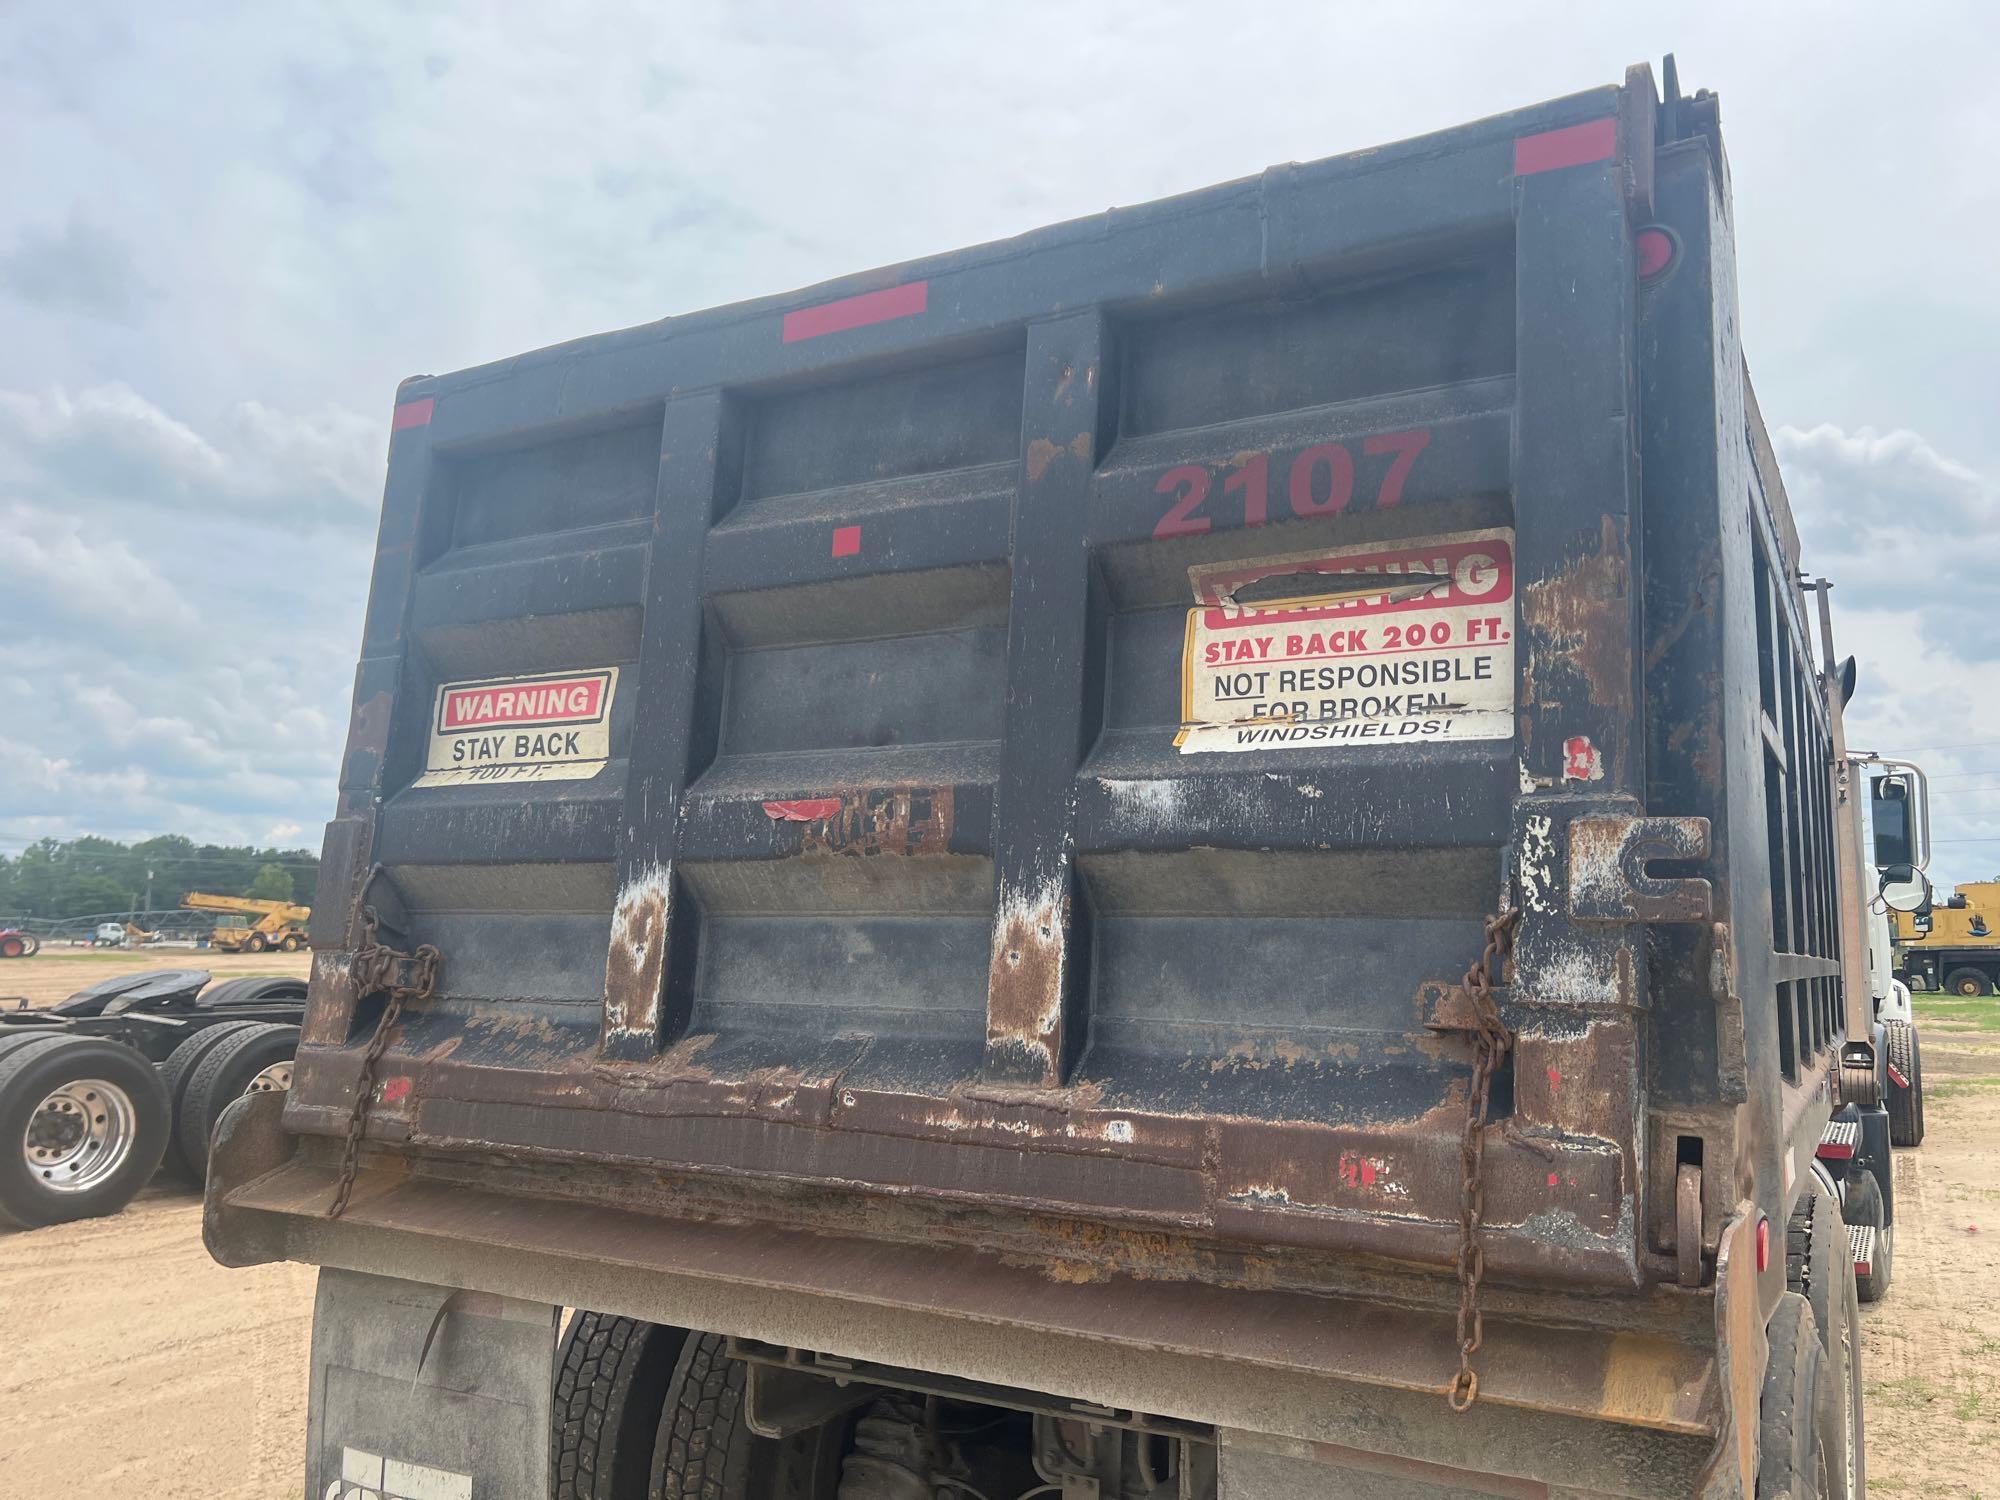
xmin=1777 ymin=424 xmax=2000 ymax=890
xmin=0 ymin=209 xmax=157 ymax=323
xmin=0 ymin=499 xmax=201 ymax=637
xmin=0 ymin=383 xmax=381 ymax=523
xmin=1778 ymin=423 xmax=1999 ymax=627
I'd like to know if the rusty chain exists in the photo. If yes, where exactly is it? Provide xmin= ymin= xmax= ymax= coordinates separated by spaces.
xmin=1447 ymin=905 xmax=1520 ymax=1413
xmin=327 ymin=903 xmax=441 ymax=1219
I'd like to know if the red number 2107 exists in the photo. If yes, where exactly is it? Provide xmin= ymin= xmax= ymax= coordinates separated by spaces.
xmin=1152 ymin=429 xmax=1431 ymax=539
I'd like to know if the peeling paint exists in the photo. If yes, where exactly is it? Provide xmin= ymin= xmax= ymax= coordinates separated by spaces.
xmin=604 ymin=861 xmax=672 ymax=1044
xmin=1521 ymin=513 xmax=1632 ymax=710
xmin=1563 ymin=735 xmax=1605 ymax=783
xmin=1025 ymin=437 xmax=1062 ymax=483
xmin=1101 ymin=777 xmax=1188 ymax=830
xmin=800 ymin=787 xmax=954 ymax=858
xmin=1520 ymin=811 xmax=1557 ymax=915
xmin=988 ymin=884 xmax=1067 ymax=1081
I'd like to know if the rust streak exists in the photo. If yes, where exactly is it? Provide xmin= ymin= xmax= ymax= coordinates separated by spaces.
xmin=604 ymin=864 xmax=671 ymax=1043
xmin=800 ymin=787 xmax=954 ymax=858
xmin=1521 ymin=513 xmax=1631 ymax=709
xmin=988 ymin=897 xmax=1065 ymax=1080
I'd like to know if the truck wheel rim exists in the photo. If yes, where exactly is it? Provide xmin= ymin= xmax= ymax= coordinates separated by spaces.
xmin=22 ymin=1078 xmax=138 ymax=1193
xmin=246 ymin=1061 xmax=293 ymax=1094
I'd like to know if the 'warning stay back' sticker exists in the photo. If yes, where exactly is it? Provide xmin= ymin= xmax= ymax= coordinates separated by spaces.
xmin=415 ymin=667 xmax=618 ymax=787
xmin=1176 ymin=529 xmax=1514 ymax=754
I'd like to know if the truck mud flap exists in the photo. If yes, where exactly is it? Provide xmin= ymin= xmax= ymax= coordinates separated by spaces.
xmin=307 ymin=1267 xmax=556 ymax=1500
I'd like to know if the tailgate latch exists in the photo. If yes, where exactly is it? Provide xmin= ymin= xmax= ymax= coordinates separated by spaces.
xmin=1568 ymin=814 xmax=1711 ymax=924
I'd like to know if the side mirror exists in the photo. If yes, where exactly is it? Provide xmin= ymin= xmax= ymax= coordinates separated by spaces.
xmin=1871 ymin=776 xmax=1915 ymax=869
xmin=1879 ymin=863 xmax=1933 ymax=915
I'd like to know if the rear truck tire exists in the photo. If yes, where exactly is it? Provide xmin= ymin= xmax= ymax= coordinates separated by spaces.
xmin=1844 ymin=1170 xmax=1893 ymax=1305
xmin=156 ymin=1021 xmax=264 ymax=1181
xmin=1758 ymin=1292 xmax=1833 ymax=1499
xmin=1944 ymin=966 xmax=1991 ymax=997
xmin=648 ymin=1331 xmax=847 ymax=1499
xmin=552 ymin=1311 xmax=689 ymax=1500
xmin=0 ymin=1031 xmax=68 ymax=1065
xmin=0 ymin=1033 xmax=171 ymax=1228
xmin=1884 ymin=1021 xmax=1924 ymax=1148
xmin=174 ymin=1022 xmax=299 ymax=1184
xmin=1785 ymin=1185 xmax=1863 ymax=1500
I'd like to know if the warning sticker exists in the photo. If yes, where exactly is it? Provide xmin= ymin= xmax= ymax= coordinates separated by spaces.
xmin=1176 ymin=529 xmax=1514 ymax=754
xmin=415 ymin=667 xmax=618 ymax=787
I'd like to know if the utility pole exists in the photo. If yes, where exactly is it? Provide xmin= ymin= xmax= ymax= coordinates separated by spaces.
xmin=144 ymin=867 xmax=154 ymax=913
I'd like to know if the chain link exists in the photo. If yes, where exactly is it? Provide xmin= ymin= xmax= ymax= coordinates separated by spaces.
xmin=327 ymin=904 xmax=441 ymax=1219
xmin=1447 ymin=905 xmax=1520 ymax=1413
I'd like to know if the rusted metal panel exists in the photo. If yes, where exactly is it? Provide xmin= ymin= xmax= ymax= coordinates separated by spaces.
xmin=208 ymin=1116 xmax=1719 ymax=1443
xmin=256 ymin=60 xmax=1842 ymax=1470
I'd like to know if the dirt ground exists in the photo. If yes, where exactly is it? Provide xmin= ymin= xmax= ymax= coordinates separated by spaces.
xmin=0 ymin=947 xmax=314 ymax=1008
xmin=1859 ymin=997 xmax=2000 ymax=1496
xmin=0 ymin=984 xmax=1993 ymax=1495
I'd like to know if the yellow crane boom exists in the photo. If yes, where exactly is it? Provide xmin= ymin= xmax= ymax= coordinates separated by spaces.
xmin=181 ymin=892 xmax=312 ymax=953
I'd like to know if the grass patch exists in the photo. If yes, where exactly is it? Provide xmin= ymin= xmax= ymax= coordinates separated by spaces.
xmin=1926 ymin=1079 xmax=2000 ymax=1101
xmin=1912 ymin=993 xmax=2000 ymax=1030
xmin=1869 ymin=1374 xmax=1944 ymax=1410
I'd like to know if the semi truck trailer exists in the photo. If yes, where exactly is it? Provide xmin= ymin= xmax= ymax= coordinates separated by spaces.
xmin=206 ymin=59 xmax=1900 ymax=1499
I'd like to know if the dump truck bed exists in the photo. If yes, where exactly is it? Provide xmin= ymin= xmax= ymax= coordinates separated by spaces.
xmin=210 ymin=63 xmax=1856 ymax=1498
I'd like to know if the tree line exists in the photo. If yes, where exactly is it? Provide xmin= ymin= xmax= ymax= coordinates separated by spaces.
xmin=0 ymin=835 xmax=321 ymax=923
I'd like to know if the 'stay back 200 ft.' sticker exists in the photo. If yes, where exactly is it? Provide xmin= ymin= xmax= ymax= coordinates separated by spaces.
xmin=1176 ymin=530 xmax=1514 ymax=754
xmin=416 ymin=667 xmax=618 ymax=786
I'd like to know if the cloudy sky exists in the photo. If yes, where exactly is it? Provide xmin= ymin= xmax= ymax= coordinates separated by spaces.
xmin=1 ymin=3 xmax=1996 ymax=889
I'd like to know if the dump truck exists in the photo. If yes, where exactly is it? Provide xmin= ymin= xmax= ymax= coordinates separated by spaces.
xmin=205 ymin=60 xmax=1905 ymax=1499
xmin=182 ymin=890 xmax=312 ymax=952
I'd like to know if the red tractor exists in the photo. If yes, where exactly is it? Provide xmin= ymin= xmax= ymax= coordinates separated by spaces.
xmin=0 ymin=929 xmax=41 ymax=960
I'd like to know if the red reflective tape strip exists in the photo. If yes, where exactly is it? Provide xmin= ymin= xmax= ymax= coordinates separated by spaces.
xmin=1887 ymin=1063 xmax=1910 ymax=1088
xmin=782 ymin=281 xmax=928 ymax=342
xmin=1816 ymin=1141 xmax=1856 ymax=1161
xmin=763 ymin=798 xmax=842 ymax=822
xmin=1514 ymin=118 xmax=1617 ymax=176
xmin=831 ymin=524 xmax=862 ymax=558
xmin=392 ymin=397 xmax=435 ymax=431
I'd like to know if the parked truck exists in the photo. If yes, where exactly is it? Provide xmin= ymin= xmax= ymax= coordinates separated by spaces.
xmin=206 ymin=60 xmax=1909 ymax=1498
xmin=1892 ymin=876 xmax=2000 ymax=996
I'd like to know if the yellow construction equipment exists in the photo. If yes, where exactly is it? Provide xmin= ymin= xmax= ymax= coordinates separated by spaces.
xmin=182 ymin=892 xmax=312 ymax=954
xmin=1892 ymin=877 xmax=2000 ymax=994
